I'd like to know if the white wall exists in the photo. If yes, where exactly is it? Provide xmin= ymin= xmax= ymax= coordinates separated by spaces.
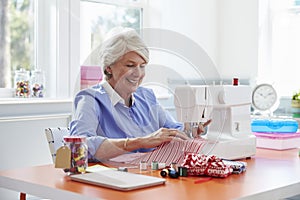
xmin=218 ymin=0 xmax=259 ymax=82
xmin=145 ymin=0 xmax=259 ymax=83
xmin=148 ymin=0 xmax=218 ymax=61
xmin=0 ymin=99 xmax=72 ymax=199
xmin=0 ymin=100 xmax=73 ymax=169
xmin=145 ymin=0 xmax=218 ymax=69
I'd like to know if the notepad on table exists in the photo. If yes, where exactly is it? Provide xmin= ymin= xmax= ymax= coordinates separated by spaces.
xmin=70 ymin=168 xmax=166 ymax=191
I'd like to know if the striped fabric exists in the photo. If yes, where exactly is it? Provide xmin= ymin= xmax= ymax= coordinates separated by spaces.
xmin=126 ymin=139 xmax=207 ymax=166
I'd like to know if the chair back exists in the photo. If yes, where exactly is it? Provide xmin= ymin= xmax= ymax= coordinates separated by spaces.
xmin=45 ymin=127 xmax=70 ymax=163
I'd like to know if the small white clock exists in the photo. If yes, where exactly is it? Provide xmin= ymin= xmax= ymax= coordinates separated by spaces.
xmin=252 ymin=83 xmax=278 ymax=112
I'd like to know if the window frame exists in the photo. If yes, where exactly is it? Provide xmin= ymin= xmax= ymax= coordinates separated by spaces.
xmin=36 ymin=0 xmax=145 ymax=99
xmin=2 ymin=0 xmax=146 ymax=102
xmin=36 ymin=0 xmax=80 ymax=99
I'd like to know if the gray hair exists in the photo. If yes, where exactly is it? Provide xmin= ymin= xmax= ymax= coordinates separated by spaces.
xmin=99 ymin=27 xmax=149 ymax=79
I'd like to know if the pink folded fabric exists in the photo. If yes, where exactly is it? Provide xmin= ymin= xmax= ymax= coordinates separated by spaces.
xmin=127 ymin=139 xmax=207 ymax=166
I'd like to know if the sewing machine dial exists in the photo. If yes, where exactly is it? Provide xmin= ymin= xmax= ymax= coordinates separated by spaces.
xmin=252 ymin=84 xmax=277 ymax=111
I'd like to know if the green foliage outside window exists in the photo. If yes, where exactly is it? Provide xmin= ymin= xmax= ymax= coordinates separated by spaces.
xmin=0 ymin=0 xmax=34 ymax=88
xmin=9 ymin=0 xmax=34 ymax=72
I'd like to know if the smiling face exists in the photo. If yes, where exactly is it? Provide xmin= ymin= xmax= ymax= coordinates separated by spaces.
xmin=107 ymin=51 xmax=147 ymax=100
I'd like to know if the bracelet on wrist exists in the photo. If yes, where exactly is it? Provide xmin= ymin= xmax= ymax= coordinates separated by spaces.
xmin=124 ymin=138 xmax=129 ymax=150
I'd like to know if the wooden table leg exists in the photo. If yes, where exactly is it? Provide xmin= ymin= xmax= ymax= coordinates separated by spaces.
xmin=20 ymin=192 xmax=26 ymax=200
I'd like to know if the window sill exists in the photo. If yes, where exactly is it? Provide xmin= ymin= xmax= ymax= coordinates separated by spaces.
xmin=0 ymin=98 xmax=73 ymax=118
xmin=0 ymin=97 xmax=72 ymax=104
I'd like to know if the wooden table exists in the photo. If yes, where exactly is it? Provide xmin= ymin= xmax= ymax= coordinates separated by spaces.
xmin=0 ymin=148 xmax=300 ymax=200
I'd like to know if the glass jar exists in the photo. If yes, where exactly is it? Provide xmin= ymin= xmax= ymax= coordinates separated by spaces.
xmin=14 ymin=68 xmax=30 ymax=98
xmin=63 ymin=136 xmax=88 ymax=174
xmin=30 ymin=69 xmax=45 ymax=97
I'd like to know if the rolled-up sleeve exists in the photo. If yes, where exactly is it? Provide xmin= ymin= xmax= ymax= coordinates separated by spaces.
xmin=69 ymin=90 xmax=106 ymax=158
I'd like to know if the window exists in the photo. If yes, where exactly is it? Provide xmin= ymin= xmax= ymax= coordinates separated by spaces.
xmin=0 ymin=0 xmax=143 ymax=98
xmin=80 ymin=0 xmax=143 ymax=66
xmin=0 ymin=0 xmax=35 ymax=89
xmin=259 ymin=0 xmax=300 ymax=98
xmin=0 ymin=0 xmax=60 ymax=98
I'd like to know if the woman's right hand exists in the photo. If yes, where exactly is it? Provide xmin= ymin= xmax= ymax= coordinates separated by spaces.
xmin=140 ymin=128 xmax=189 ymax=149
xmin=95 ymin=128 xmax=189 ymax=160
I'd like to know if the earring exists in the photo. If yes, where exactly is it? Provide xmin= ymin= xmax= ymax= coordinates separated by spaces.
xmin=105 ymin=67 xmax=112 ymax=75
xmin=106 ymin=66 xmax=112 ymax=75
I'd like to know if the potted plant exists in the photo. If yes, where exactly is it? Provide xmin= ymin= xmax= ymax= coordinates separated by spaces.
xmin=291 ymin=90 xmax=300 ymax=118
xmin=291 ymin=90 xmax=300 ymax=108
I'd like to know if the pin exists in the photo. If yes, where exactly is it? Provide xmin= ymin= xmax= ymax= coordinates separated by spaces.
xmin=194 ymin=177 xmax=212 ymax=184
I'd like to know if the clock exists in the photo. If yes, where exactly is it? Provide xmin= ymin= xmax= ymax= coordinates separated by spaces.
xmin=252 ymin=83 xmax=278 ymax=112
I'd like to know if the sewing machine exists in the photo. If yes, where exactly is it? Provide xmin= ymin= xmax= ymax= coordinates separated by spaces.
xmin=174 ymin=84 xmax=256 ymax=160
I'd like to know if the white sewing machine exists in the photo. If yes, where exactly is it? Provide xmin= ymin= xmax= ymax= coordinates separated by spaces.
xmin=174 ymin=84 xmax=256 ymax=160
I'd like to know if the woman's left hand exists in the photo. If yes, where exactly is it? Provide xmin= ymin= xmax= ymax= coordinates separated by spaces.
xmin=194 ymin=119 xmax=212 ymax=138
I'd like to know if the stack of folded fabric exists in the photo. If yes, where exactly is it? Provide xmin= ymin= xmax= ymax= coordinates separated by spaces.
xmin=181 ymin=153 xmax=247 ymax=178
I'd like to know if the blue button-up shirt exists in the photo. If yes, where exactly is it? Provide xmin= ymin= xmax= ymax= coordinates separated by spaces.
xmin=69 ymin=81 xmax=183 ymax=159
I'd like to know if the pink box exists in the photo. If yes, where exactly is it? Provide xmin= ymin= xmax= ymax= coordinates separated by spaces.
xmin=254 ymin=132 xmax=300 ymax=150
xmin=80 ymin=66 xmax=103 ymax=89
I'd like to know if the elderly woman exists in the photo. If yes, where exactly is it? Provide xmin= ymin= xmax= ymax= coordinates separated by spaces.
xmin=70 ymin=28 xmax=208 ymax=161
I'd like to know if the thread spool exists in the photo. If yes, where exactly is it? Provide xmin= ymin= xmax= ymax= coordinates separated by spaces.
xmin=233 ymin=77 xmax=239 ymax=86
xmin=171 ymin=162 xmax=178 ymax=172
xmin=168 ymin=168 xmax=179 ymax=178
xmin=151 ymin=161 xmax=159 ymax=170
xmin=160 ymin=169 xmax=168 ymax=177
xmin=158 ymin=163 xmax=166 ymax=169
xmin=160 ymin=168 xmax=179 ymax=178
xmin=140 ymin=161 xmax=147 ymax=171
xmin=117 ymin=167 xmax=128 ymax=172
xmin=178 ymin=166 xmax=188 ymax=177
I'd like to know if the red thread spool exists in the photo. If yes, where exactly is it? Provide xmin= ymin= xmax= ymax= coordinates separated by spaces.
xmin=233 ymin=78 xmax=239 ymax=86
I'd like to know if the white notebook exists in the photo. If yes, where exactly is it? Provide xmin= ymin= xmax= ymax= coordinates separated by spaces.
xmin=70 ymin=169 xmax=166 ymax=191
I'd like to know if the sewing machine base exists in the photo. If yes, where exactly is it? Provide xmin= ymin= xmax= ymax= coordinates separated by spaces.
xmin=201 ymin=134 xmax=256 ymax=160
